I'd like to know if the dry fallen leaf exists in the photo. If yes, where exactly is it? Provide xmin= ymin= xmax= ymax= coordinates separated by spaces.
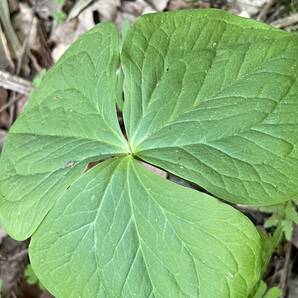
xmin=0 ymin=236 xmax=28 ymax=297
xmin=146 ymin=0 xmax=169 ymax=11
xmin=51 ymin=0 xmax=120 ymax=61
xmin=0 ymin=24 xmax=14 ymax=71
xmin=234 ymin=0 xmax=269 ymax=17
xmin=0 ymin=0 xmax=22 ymax=58
xmin=12 ymin=3 xmax=38 ymax=52
xmin=50 ymin=19 xmax=77 ymax=62
xmin=67 ymin=0 xmax=94 ymax=20
xmin=16 ymin=94 xmax=28 ymax=116
xmin=167 ymin=0 xmax=209 ymax=10
xmin=34 ymin=0 xmax=63 ymax=20
xmin=77 ymin=0 xmax=120 ymax=29
xmin=115 ymin=0 xmax=156 ymax=28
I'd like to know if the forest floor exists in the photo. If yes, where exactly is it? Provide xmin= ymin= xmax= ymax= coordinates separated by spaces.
xmin=0 ymin=0 xmax=298 ymax=297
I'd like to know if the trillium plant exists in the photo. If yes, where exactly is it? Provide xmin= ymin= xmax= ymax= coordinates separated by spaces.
xmin=1 ymin=9 xmax=298 ymax=297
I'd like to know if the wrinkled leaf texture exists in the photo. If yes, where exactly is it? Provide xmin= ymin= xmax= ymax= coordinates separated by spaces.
xmin=1 ymin=9 xmax=298 ymax=298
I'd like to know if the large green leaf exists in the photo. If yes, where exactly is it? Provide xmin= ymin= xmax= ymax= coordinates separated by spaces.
xmin=2 ymin=9 xmax=297 ymax=297
xmin=122 ymin=9 xmax=298 ymax=205
xmin=0 ymin=23 xmax=129 ymax=240
xmin=30 ymin=157 xmax=262 ymax=298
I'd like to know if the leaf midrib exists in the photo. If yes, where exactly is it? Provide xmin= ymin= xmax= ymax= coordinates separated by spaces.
xmin=128 ymin=35 xmax=297 ymax=148
xmin=126 ymin=160 xmax=202 ymax=297
xmin=133 ymin=64 xmax=297 ymax=150
xmin=125 ymin=159 xmax=158 ymax=297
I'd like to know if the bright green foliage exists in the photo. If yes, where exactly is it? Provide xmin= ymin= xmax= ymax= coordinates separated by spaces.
xmin=260 ymin=201 xmax=298 ymax=240
xmin=0 ymin=23 xmax=128 ymax=240
xmin=257 ymin=227 xmax=282 ymax=276
xmin=123 ymin=10 xmax=298 ymax=206
xmin=0 ymin=8 xmax=298 ymax=297
xmin=30 ymin=157 xmax=261 ymax=297
xmin=252 ymin=281 xmax=281 ymax=298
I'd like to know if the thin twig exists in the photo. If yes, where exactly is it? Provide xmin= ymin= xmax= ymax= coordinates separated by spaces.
xmin=271 ymin=13 xmax=298 ymax=28
xmin=7 ymin=9 xmax=35 ymax=127
xmin=280 ymin=242 xmax=292 ymax=298
xmin=0 ymin=94 xmax=22 ymax=114
xmin=0 ymin=70 xmax=32 ymax=95
xmin=257 ymin=0 xmax=274 ymax=21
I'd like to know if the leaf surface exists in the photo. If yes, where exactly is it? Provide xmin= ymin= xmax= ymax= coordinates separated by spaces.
xmin=30 ymin=157 xmax=262 ymax=298
xmin=0 ymin=23 xmax=129 ymax=240
xmin=122 ymin=9 xmax=298 ymax=205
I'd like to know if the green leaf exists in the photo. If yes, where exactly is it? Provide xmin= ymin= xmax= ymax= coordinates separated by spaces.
xmin=25 ymin=264 xmax=45 ymax=290
xmin=264 ymin=215 xmax=280 ymax=228
xmin=257 ymin=229 xmax=277 ymax=274
xmin=122 ymin=9 xmax=298 ymax=205
xmin=121 ymin=17 xmax=131 ymax=46
xmin=25 ymin=264 xmax=39 ymax=285
xmin=2 ymin=9 xmax=298 ymax=296
xmin=281 ymin=219 xmax=293 ymax=240
xmin=285 ymin=201 xmax=298 ymax=224
xmin=260 ymin=201 xmax=298 ymax=240
xmin=0 ymin=23 xmax=129 ymax=240
xmin=264 ymin=287 xmax=282 ymax=298
xmin=251 ymin=281 xmax=281 ymax=298
xmin=252 ymin=281 xmax=267 ymax=298
xmin=30 ymin=157 xmax=262 ymax=297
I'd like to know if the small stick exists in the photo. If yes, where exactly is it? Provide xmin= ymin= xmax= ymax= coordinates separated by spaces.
xmin=0 ymin=70 xmax=32 ymax=95
xmin=280 ymin=242 xmax=292 ymax=298
xmin=271 ymin=13 xmax=298 ymax=28
xmin=0 ymin=93 xmax=22 ymax=114
xmin=257 ymin=0 xmax=274 ymax=21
